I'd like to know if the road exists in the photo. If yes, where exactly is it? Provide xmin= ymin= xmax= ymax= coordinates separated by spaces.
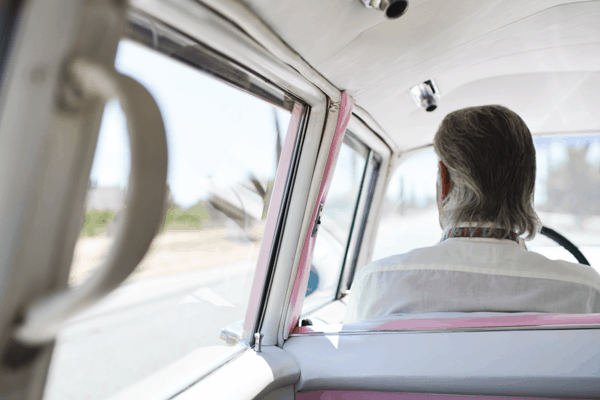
xmin=45 ymin=229 xmax=258 ymax=400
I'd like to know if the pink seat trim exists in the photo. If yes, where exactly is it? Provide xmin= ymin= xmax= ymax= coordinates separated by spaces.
xmin=297 ymin=390 xmax=580 ymax=400
xmin=293 ymin=313 xmax=600 ymax=335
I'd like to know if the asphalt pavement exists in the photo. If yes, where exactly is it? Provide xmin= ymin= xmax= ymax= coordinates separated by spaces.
xmin=44 ymin=261 xmax=253 ymax=400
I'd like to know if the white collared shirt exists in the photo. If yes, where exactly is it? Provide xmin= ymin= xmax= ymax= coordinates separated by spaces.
xmin=344 ymin=236 xmax=600 ymax=323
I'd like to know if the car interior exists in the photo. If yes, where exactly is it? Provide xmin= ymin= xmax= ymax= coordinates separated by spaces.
xmin=1 ymin=0 xmax=600 ymax=399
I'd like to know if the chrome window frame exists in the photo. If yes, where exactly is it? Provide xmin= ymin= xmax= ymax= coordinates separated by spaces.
xmin=337 ymin=140 xmax=382 ymax=298
xmin=331 ymin=132 xmax=378 ymax=300
xmin=126 ymin=14 xmax=299 ymax=112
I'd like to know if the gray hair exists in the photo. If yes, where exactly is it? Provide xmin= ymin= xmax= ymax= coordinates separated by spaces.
xmin=433 ymin=105 xmax=541 ymax=240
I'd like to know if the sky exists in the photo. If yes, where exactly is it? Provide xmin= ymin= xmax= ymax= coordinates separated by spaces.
xmin=90 ymin=40 xmax=290 ymax=209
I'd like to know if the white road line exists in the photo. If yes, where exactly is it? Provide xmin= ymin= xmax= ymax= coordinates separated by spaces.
xmin=192 ymin=287 xmax=235 ymax=308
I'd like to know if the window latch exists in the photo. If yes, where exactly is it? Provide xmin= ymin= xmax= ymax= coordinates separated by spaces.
xmin=311 ymin=202 xmax=325 ymax=237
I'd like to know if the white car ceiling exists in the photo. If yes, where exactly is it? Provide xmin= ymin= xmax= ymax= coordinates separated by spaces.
xmin=241 ymin=0 xmax=600 ymax=151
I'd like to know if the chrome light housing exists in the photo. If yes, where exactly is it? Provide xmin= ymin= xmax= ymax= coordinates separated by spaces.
xmin=410 ymin=80 xmax=441 ymax=112
xmin=360 ymin=0 xmax=409 ymax=19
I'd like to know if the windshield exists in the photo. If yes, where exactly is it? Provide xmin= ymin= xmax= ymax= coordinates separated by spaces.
xmin=528 ymin=135 xmax=600 ymax=266
xmin=373 ymin=135 xmax=600 ymax=274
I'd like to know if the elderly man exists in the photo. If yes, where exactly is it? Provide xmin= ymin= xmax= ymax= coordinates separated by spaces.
xmin=345 ymin=105 xmax=600 ymax=323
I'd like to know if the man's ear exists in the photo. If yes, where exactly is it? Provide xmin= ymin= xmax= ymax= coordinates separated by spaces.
xmin=439 ymin=161 xmax=451 ymax=201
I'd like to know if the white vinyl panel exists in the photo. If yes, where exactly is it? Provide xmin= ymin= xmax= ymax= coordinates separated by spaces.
xmin=285 ymin=327 xmax=600 ymax=397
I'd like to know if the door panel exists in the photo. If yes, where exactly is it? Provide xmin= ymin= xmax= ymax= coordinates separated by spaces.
xmin=172 ymin=347 xmax=299 ymax=400
xmin=0 ymin=0 xmax=129 ymax=398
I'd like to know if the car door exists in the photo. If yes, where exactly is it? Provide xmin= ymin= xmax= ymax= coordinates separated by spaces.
xmin=0 ymin=0 xmax=359 ymax=399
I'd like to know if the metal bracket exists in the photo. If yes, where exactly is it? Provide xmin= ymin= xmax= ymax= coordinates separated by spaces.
xmin=311 ymin=202 xmax=325 ymax=237
xmin=254 ymin=332 xmax=264 ymax=352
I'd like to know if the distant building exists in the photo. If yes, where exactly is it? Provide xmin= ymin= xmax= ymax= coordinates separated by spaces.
xmin=85 ymin=187 xmax=126 ymax=211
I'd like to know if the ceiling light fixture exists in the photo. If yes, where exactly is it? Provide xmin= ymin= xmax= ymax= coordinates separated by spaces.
xmin=359 ymin=0 xmax=409 ymax=19
xmin=410 ymin=80 xmax=440 ymax=112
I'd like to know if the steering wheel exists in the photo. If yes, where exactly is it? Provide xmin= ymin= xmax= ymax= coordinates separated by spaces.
xmin=540 ymin=226 xmax=590 ymax=266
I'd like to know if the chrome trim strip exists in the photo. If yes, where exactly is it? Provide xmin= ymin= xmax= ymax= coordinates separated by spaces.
xmin=125 ymin=15 xmax=297 ymax=110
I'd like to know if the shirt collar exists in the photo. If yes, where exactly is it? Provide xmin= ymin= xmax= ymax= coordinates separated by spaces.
xmin=441 ymin=222 xmax=526 ymax=248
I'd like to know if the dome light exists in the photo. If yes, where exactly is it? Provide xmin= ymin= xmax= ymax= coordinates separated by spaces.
xmin=359 ymin=0 xmax=409 ymax=19
xmin=410 ymin=80 xmax=441 ymax=112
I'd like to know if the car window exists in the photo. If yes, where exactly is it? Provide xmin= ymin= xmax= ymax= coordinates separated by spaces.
xmin=373 ymin=138 xmax=600 ymax=274
xmin=373 ymin=148 xmax=441 ymax=261
xmin=44 ymin=22 xmax=300 ymax=400
xmin=302 ymin=133 xmax=371 ymax=314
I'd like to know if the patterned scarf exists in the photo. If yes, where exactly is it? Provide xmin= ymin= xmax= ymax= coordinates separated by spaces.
xmin=443 ymin=227 xmax=519 ymax=243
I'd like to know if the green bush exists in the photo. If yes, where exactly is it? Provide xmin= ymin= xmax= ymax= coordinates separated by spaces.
xmin=81 ymin=209 xmax=117 ymax=237
xmin=162 ymin=202 xmax=211 ymax=231
xmin=80 ymin=202 xmax=211 ymax=237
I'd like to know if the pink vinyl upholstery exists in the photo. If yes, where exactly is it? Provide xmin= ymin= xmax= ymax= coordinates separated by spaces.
xmin=293 ymin=313 xmax=600 ymax=335
xmin=243 ymin=104 xmax=304 ymax=340
xmin=297 ymin=390 xmax=581 ymax=400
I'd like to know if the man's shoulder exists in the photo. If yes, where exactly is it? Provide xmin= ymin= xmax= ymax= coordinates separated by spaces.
xmin=520 ymin=250 xmax=600 ymax=286
xmin=356 ymin=244 xmax=444 ymax=281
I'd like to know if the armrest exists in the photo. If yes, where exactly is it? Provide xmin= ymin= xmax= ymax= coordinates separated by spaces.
xmin=173 ymin=346 xmax=300 ymax=400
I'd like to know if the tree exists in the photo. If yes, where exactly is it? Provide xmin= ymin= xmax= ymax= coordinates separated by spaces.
xmin=544 ymin=144 xmax=600 ymax=218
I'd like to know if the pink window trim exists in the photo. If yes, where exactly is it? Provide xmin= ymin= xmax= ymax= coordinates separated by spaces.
xmin=286 ymin=92 xmax=355 ymax=334
xmin=293 ymin=313 xmax=600 ymax=335
xmin=296 ymin=390 xmax=580 ymax=400
xmin=242 ymin=104 xmax=303 ymax=341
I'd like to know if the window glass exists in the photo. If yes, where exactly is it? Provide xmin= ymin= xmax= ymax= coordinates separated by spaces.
xmin=303 ymin=137 xmax=367 ymax=313
xmin=45 ymin=37 xmax=295 ymax=400
xmin=373 ymin=148 xmax=440 ymax=261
